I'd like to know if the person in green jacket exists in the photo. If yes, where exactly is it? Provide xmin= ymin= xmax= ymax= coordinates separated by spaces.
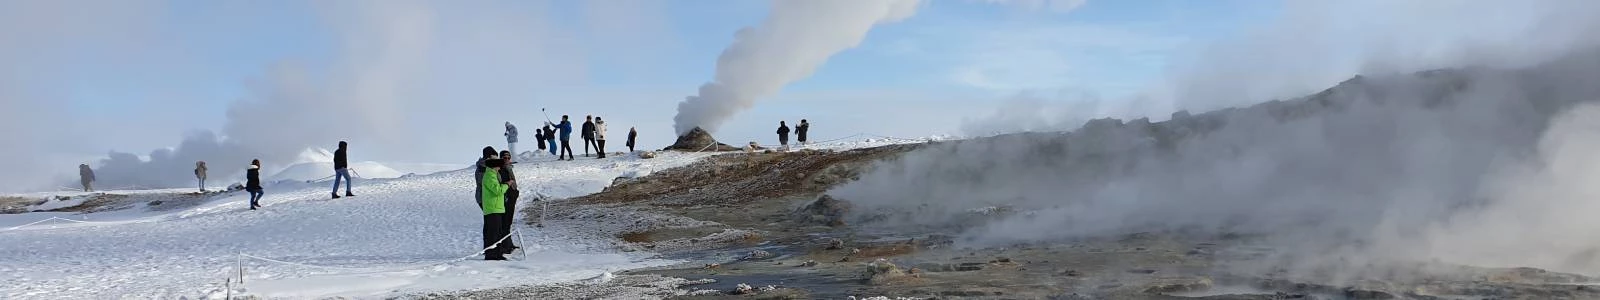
xmin=480 ymin=155 xmax=513 ymax=260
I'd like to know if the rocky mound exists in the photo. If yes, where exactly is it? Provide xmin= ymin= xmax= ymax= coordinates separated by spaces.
xmin=664 ymin=127 xmax=742 ymax=151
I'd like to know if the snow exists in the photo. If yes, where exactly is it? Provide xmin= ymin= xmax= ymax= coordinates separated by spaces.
xmin=269 ymin=161 xmax=406 ymax=182
xmin=27 ymin=197 xmax=87 ymax=211
xmin=0 ymin=138 xmax=924 ymax=299
xmin=271 ymin=148 xmax=461 ymax=182
xmin=0 ymin=151 xmax=717 ymax=299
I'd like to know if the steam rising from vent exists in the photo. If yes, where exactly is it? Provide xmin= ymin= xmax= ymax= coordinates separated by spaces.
xmin=832 ymin=51 xmax=1600 ymax=275
xmin=671 ymin=0 xmax=921 ymax=135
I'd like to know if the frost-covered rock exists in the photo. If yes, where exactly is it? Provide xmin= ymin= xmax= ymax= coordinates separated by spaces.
xmin=733 ymin=283 xmax=755 ymax=295
xmin=744 ymin=250 xmax=773 ymax=260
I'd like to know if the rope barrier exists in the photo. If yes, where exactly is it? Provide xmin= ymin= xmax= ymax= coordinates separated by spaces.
xmin=3 ymin=217 xmax=68 ymax=231
xmin=238 ymin=227 xmax=522 ymax=276
xmin=3 ymin=216 xmax=107 ymax=232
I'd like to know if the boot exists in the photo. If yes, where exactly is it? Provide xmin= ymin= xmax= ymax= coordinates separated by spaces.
xmin=332 ymin=193 xmax=341 ymax=199
xmin=345 ymin=192 xmax=355 ymax=197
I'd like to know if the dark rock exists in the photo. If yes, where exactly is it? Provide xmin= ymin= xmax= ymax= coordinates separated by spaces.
xmin=956 ymin=263 xmax=984 ymax=271
xmin=664 ymin=127 xmax=742 ymax=151
xmin=825 ymin=237 xmax=844 ymax=250
xmin=793 ymin=195 xmax=852 ymax=226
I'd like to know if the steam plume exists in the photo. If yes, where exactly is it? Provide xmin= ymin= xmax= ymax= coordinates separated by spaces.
xmin=671 ymin=0 xmax=921 ymax=135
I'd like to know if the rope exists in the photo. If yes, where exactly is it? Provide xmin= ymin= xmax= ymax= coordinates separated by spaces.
xmin=3 ymin=217 xmax=67 ymax=231
xmin=864 ymin=133 xmax=926 ymax=142
xmin=240 ymin=228 xmax=521 ymax=276
xmin=695 ymin=141 xmax=719 ymax=153
xmin=3 ymin=216 xmax=106 ymax=231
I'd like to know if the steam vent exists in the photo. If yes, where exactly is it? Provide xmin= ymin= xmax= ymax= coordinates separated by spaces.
xmin=665 ymin=127 xmax=743 ymax=151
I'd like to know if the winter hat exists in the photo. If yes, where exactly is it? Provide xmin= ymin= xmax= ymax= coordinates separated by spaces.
xmin=485 ymin=156 xmax=504 ymax=168
xmin=481 ymin=146 xmax=498 ymax=158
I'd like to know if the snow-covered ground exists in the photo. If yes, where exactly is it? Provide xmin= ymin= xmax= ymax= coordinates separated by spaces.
xmin=0 ymin=151 xmax=718 ymax=299
xmin=0 ymin=137 xmax=925 ymax=299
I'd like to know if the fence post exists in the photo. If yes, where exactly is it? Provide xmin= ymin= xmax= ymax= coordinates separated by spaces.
xmin=236 ymin=252 xmax=245 ymax=284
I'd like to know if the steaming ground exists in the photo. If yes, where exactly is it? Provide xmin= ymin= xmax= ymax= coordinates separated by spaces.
xmin=833 ymin=50 xmax=1600 ymax=277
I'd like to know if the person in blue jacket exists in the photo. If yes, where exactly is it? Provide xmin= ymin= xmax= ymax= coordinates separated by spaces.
xmin=543 ymin=125 xmax=558 ymax=155
xmin=548 ymin=115 xmax=575 ymax=161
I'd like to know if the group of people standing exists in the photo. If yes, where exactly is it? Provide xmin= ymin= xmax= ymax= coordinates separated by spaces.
xmin=503 ymin=115 xmax=638 ymax=162
xmin=776 ymin=119 xmax=811 ymax=150
xmin=475 ymin=146 xmax=521 ymax=260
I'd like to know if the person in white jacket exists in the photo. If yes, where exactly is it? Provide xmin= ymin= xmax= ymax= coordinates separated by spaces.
xmin=594 ymin=117 xmax=609 ymax=159
xmin=503 ymin=122 xmax=519 ymax=162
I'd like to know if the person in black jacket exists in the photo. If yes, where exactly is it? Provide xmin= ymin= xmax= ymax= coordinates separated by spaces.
xmin=331 ymin=141 xmax=354 ymax=199
xmin=498 ymin=150 xmax=520 ymax=252
xmin=581 ymin=115 xmax=596 ymax=157
xmin=79 ymin=164 xmax=95 ymax=192
xmin=534 ymin=128 xmax=547 ymax=154
xmin=626 ymin=127 xmax=638 ymax=153
xmin=776 ymin=121 xmax=791 ymax=150
xmin=474 ymin=146 xmax=496 ymax=208
xmin=247 ymin=159 xmax=264 ymax=210
xmin=796 ymin=119 xmax=810 ymax=146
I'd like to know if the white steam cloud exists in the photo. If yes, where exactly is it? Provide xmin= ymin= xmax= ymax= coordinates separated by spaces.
xmin=1 ymin=0 xmax=605 ymax=191
xmin=832 ymin=0 xmax=1600 ymax=278
xmin=672 ymin=0 xmax=921 ymax=135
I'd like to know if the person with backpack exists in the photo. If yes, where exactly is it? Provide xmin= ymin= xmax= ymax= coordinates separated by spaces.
xmin=504 ymin=122 xmax=519 ymax=162
xmin=498 ymin=150 xmax=520 ymax=252
xmin=626 ymin=127 xmax=638 ymax=153
xmin=479 ymin=153 xmax=513 ymax=261
xmin=594 ymin=117 xmax=608 ymax=159
xmin=246 ymin=159 xmax=263 ymax=210
xmin=195 ymin=161 xmax=208 ymax=192
xmin=581 ymin=115 xmax=596 ymax=157
xmin=331 ymin=141 xmax=354 ymax=199
xmin=776 ymin=121 xmax=791 ymax=150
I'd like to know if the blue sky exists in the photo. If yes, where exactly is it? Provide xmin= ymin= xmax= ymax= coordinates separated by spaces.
xmin=58 ymin=0 xmax=1279 ymax=134
xmin=0 ymin=0 xmax=1293 ymax=191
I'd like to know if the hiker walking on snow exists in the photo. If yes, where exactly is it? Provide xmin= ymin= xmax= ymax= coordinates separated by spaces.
xmin=581 ymin=115 xmax=596 ymax=157
xmin=195 ymin=161 xmax=208 ymax=192
xmin=504 ymin=122 xmax=519 ymax=162
xmin=479 ymin=153 xmax=513 ymax=261
xmin=544 ymin=125 xmax=558 ymax=156
xmin=78 ymin=164 xmax=95 ymax=192
xmin=777 ymin=121 xmax=791 ymax=150
xmin=626 ymin=127 xmax=638 ymax=153
xmin=331 ymin=141 xmax=354 ymax=199
xmin=247 ymin=159 xmax=264 ymax=210
xmin=551 ymin=116 xmax=575 ymax=160
xmin=797 ymin=119 xmax=810 ymax=146
xmin=498 ymin=150 xmax=521 ymax=252
xmin=594 ymin=117 xmax=608 ymax=159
